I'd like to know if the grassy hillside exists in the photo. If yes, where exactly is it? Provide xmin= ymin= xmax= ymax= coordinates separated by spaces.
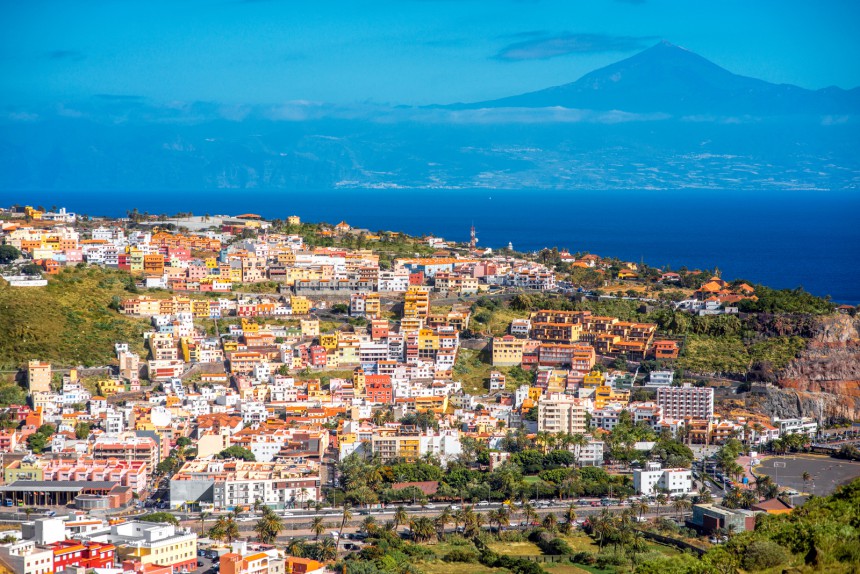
xmin=0 ymin=266 xmax=152 ymax=369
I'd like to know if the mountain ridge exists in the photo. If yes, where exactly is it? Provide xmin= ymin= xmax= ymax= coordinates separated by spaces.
xmin=445 ymin=41 xmax=860 ymax=115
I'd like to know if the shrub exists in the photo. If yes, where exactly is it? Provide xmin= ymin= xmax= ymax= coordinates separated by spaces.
xmin=443 ymin=549 xmax=478 ymax=563
xmin=741 ymin=539 xmax=788 ymax=571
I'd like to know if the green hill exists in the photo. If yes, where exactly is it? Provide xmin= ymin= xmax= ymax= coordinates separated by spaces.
xmin=0 ymin=266 xmax=152 ymax=370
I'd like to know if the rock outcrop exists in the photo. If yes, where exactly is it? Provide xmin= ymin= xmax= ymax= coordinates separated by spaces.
xmin=773 ymin=315 xmax=860 ymax=422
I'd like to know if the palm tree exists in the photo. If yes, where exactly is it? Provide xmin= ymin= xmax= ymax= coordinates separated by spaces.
xmin=542 ymin=512 xmax=558 ymax=532
xmin=801 ymin=471 xmax=812 ymax=494
xmin=673 ymin=496 xmax=691 ymax=519
xmin=286 ymin=538 xmax=304 ymax=557
xmin=298 ymin=487 xmax=309 ymax=510
xmin=435 ymin=507 xmax=452 ymax=540
xmin=569 ymin=433 xmax=588 ymax=467
xmin=409 ymin=516 xmax=437 ymax=543
xmin=216 ymin=515 xmax=239 ymax=544
xmin=311 ymin=516 xmax=325 ymax=539
xmin=521 ymin=502 xmax=537 ymax=526
xmin=319 ymin=536 xmax=337 ymax=561
xmin=497 ymin=506 xmax=511 ymax=531
xmin=254 ymin=509 xmax=284 ymax=544
xmin=563 ymin=504 xmax=577 ymax=528
xmin=394 ymin=505 xmax=409 ymax=530
xmin=633 ymin=500 xmax=649 ymax=521
xmin=360 ymin=516 xmax=378 ymax=536
xmin=655 ymin=493 xmax=668 ymax=517
xmin=198 ymin=511 xmax=211 ymax=534
xmin=591 ymin=510 xmax=614 ymax=550
xmin=452 ymin=507 xmax=465 ymax=533
xmin=696 ymin=488 xmax=713 ymax=505
xmin=336 ymin=505 xmax=353 ymax=553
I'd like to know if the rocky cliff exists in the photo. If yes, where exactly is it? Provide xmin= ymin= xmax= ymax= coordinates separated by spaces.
xmin=769 ymin=315 xmax=860 ymax=422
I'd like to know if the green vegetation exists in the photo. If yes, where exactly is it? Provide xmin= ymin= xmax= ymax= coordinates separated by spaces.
xmin=738 ymin=285 xmax=835 ymax=315
xmin=0 ymin=266 xmax=152 ymax=369
xmin=218 ymin=445 xmax=256 ymax=461
xmin=139 ymin=512 xmax=179 ymax=525
xmin=26 ymin=423 xmax=56 ymax=454
xmin=0 ymin=245 xmax=21 ymax=264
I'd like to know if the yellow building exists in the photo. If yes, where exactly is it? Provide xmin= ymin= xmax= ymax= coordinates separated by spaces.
xmin=593 ymin=385 xmax=630 ymax=409
xmin=113 ymin=522 xmax=197 ymax=572
xmin=97 ymin=379 xmax=126 ymax=397
xmin=404 ymin=286 xmax=430 ymax=319
xmin=491 ymin=336 xmax=525 ymax=366
xmin=582 ymin=370 xmax=606 ymax=388
xmin=192 ymin=300 xmax=211 ymax=318
xmin=319 ymin=333 xmax=338 ymax=352
xmin=287 ymin=215 xmax=301 ymax=226
xmin=291 ymin=296 xmax=312 ymax=315
xmin=27 ymin=360 xmax=52 ymax=393
xmin=241 ymin=318 xmax=260 ymax=333
xmin=300 ymin=319 xmax=319 ymax=338
xmin=417 ymin=329 xmax=440 ymax=352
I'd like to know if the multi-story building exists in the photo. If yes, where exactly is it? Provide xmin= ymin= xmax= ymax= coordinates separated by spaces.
xmin=633 ymin=462 xmax=694 ymax=496
xmin=656 ymin=384 xmax=714 ymax=420
xmin=537 ymin=393 xmax=592 ymax=435
xmin=0 ymin=540 xmax=54 ymax=574
xmin=403 ymin=286 xmax=430 ymax=319
xmin=169 ymin=460 xmax=321 ymax=511
xmin=772 ymin=417 xmax=818 ymax=438
xmin=28 ymin=360 xmax=52 ymax=394
xmin=84 ymin=521 xmax=197 ymax=574
xmin=92 ymin=435 xmax=160 ymax=479
xmin=491 ymin=336 xmax=524 ymax=367
xmin=369 ymin=427 xmax=462 ymax=465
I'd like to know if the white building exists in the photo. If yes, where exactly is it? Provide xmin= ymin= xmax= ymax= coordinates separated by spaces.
xmin=647 ymin=371 xmax=674 ymax=387
xmin=538 ymin=393 xmax=592 ymax=435
xmin=633 ymin=462 xmax=694 ymax=497
xmin=656 ymin=384 xmax=714 ymax=420
xmin=773 ymin=417 xmax=818 ymax=438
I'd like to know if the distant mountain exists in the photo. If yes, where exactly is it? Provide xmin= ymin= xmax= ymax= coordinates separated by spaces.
xmin=1 ymin=42 xmax=858 ymax=193
xmin=448 ymin=41 xmax=860 ymax=115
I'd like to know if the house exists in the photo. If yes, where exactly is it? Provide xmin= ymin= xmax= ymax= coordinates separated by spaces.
xmin=750 ymin=498 xmax=793 ymax=515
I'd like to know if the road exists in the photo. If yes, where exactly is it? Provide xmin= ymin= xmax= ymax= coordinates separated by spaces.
xmin=180 ymin=498 xmax=691 ymax=538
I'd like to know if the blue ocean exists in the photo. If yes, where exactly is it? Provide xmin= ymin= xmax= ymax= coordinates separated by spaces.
xmin=7 ymin=189 xmax=860 ymax=304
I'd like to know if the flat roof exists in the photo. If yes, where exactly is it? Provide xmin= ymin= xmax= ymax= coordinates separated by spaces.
xmin=0 ymin=481 xmax=117 ymax=492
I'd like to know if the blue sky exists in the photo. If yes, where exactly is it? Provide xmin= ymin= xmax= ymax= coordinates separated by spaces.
xmin=2 ymin=0 xmax=859 ymax=108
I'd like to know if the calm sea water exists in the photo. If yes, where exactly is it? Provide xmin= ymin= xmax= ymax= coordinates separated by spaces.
xmin=6 ymin=189 xmax=860 ymax=304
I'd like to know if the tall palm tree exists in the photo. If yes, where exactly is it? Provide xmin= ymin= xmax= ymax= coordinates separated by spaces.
xmin=563 ymin=504 xmax=577 ymax=528
xmin=497 ymin=506 xmax=511 ymax=531
xmin=435 ymin=507 xmax=452 ymax=539
xmin=542 ymin=512 xmax=558 ymax=533
xmin=655 ymin=493 xmax=668 ymax=517
xmin=801 ymin=471 xmax=812 ymax=494
xmin=673 ymin=496 xmax=691 ymax=519
xmin=311 ymin=516 xmax=325 ymax=540
xmin=521 ymin=502 xmax=537 ymax=526
xmin=198 ymin=511 xmax=211 ymax=534
xmin=452 ymin=507 xmax=465 ymax=533
xmin=696 ymin=488 xmax=713 ymax=505
xmin=633 ymin=499 xmax=650 ymax=521
xmin=217 ymin=516 xmax=239 ymax=544
xmin=394 ymin=505 xmax=409 ymax=530
xmin=336 ymin=505 xmax=353 ymax=554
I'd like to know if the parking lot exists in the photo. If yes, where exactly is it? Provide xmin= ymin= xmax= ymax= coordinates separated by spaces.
xmin=753 ymin=454 xmax=860 ymax=496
